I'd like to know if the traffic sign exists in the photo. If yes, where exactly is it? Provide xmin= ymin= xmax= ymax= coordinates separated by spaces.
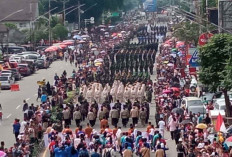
xmin=189 ymin=49 xmax=199 ymax=67
xmin=198 ymin=33 xmax=213 ymax=46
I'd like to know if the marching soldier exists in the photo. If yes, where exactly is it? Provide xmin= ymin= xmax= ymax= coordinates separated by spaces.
xmin=152 ymin=50 xmax=156 ymax=64
xmin=125 ymin=50 xmax=130 ymax=72
xmin=149 ymin=59 xmax=154 ymax=75
xmin=121 ymin=107 xmax=130 ymax=127
xmin=129 ymin=50 xmax=134 ymax=73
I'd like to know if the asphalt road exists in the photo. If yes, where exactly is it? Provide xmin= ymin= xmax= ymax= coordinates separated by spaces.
xmin=39 ymin=58 xmax=177 ymax=157
xmin=0 ymin=60 xmax=76 ymax=148
xmin=0 ymin=14 xmax=177 ymax=157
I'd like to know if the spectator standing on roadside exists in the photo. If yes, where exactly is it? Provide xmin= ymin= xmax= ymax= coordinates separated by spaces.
xmin=158 ymin=118 xmax=165 ymax=138
xmin=22 ymin=100 xmax=28 ymax=112
xmin=41 ymin=93 xmax=47 ymax=103
xmin=36 ymin=86 xmax=42 ymax=101
xmin=13 ymin=119 xmax=21 ymax=140
xmin=0 ymin=104 xmax=2 ymax=125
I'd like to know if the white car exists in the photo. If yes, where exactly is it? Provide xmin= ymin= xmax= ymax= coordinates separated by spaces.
xmin=181 ymin=97 xmax=203 ymax=109
xmin=0 ymin=76 xmax=14 ymax=89
xmin=214 ymin=99 xmax=226 ymax=111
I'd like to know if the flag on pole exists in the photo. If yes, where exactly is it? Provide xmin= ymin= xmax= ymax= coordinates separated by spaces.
xmin=215 ymin=113 xmax=227 ymax=133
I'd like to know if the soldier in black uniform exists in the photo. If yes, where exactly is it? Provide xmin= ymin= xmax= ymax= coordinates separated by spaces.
xmin=120 ymin=51 xmax=125 ymax=73
xmin=134 ymin=50 xmax=139 ymax=73
xmin=129 ymin=50 xmax=134 ymax=73
xmin=152 ymin=50 xmax=156 ymax=64
xmin=139 ymin=60 xmax=143 ymax=73
xmin=144 ymin=62 xmax=148 ymax=74
xmin=149 ymin=59 xmax=154 ymax=75
xmin=125 ymin=50 xmax=130 ymax=72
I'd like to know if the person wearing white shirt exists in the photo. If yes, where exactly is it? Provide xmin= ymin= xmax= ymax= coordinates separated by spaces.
xmin=149 ymin=125 xmax=155 ymax=142
xmin=158 ymin=118 xmax=165 ymax=138
xmin=20 ymin=119 xmax=28 ymax=133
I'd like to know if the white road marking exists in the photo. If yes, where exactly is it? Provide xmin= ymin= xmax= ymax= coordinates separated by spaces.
xmin=6 ymin=114 xmax=12 ymax=118
xmin=16 ymin=105 xmax=21 ymax=109
xmin=26 ymin=98 xmax=30 ymax=101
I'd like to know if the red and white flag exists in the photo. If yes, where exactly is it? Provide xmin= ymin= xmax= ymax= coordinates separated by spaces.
xmin=215 ymin=113 xmax=227 ymax=133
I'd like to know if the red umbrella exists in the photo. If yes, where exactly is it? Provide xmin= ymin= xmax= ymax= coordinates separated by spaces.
xmin=176 ymin=41 xmax=185 ymax=48
xmin=226 ymin=136 xmax=232 ymax=142
xmin=45 ymin=46 xmax=59 ymax=52
xmin=62 ymin=41 xmax=74 ymax=45
xmin=112 ymin=33 xmax=117 ymax=37
xmin=78 ymin=40 xmax=86 ymax=43
xmin=171 ymin=87 xmax=180 ymax=92
xmin=163 ymin=89 xmax=172 ymax=94
xmin=59 ymin=44 xmax=67 ymax=49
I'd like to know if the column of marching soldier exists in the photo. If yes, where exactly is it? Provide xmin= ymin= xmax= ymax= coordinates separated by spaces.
xmin=136 ymin=24 xmax=168 ymax=44
xmin=110 ymin=48 xmax=156 ymax=76
xmin=93 ymin=47 xmax=157 ymax=87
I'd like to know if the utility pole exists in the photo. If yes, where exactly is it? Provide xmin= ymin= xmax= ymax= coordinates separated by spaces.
xmin=63 ymin=0 xmax=69 ymax=26
xmin=195 ymin=0 xmax=202 ymax=33
xmin=78 ymin=0 xmax=81 ymax=30
xmin=63 ymin=0 xmax=66 ymax=25
xmin=49 ymin=0 xmax=51 ymax=45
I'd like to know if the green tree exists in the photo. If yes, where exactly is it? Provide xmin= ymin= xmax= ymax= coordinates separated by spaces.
xmin=39 ymin=0 xmax=126 ymax=24
xmin=199 ymin=34 xmax=232 ymax=116
xmin=173 ymin=21 xmax=200 ymax=46
xmin=4 ymin=23 xmax=17 ymax=30
xmin=52 ymin=24 xmax=68 ymax=40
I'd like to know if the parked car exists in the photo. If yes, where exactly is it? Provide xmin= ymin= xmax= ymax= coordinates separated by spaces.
xmin=213 ymin=99 xmax=226 ymax=111
xmin=200 ymin=93 xmax=215 ymax=105
xmin=35 ymin=58 xmax=48 ymax=69
xmin=181 ymin=97 xmax=203 ymax=109
xmin=18 ymin=64 xmax=31 ymax=76
xmin=0 ymin=76 xmax=14 ymax=89
xmin=188 ymin=105 xmax=206 ymax=117
xmin=21 ymin=51 xmax=40 ymax=57
xmin=0 ymin=70 xmax=15 ymax=82
xmin=3 ymin=46 xmax=26 ymax=54
xmin=10 ymin=68 xmax=21 ymax=81
xmin=21 ymin=59 xmax=36 ymax=74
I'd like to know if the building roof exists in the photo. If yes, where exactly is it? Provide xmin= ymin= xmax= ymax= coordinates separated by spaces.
xmin=0 ymin=0 xmax=38 ymax=22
